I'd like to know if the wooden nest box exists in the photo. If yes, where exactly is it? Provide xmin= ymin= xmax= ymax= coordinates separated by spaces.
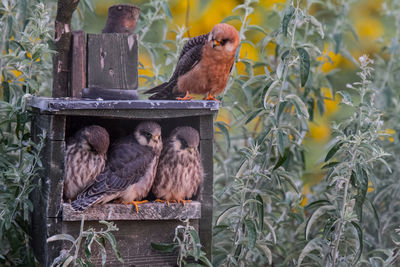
xmin=28 ymin=4 xmax=218 ymax=266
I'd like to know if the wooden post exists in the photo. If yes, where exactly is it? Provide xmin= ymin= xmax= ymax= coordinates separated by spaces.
xmin=52 ymin=0 xmax=80 ymax=97
xmin=70 ymin=31 xmax=86 ymax=98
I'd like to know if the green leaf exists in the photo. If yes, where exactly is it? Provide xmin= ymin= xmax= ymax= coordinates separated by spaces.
xmin=286 ymin=94 xmax=309 ymax=118
xmin=221 ymin=15 xmax=241 ymax=23
xmin=325 ymin=141 xmax=343 ymax=162
xmin=85 ymin=233 xmax=94 ymax=259
xmin=351 ymin=221 xmax=363 ymax=264
xmin=104 ymin=232 xmax=124 ymax=263
xmin=245 ymin=219 xmax=257 ymax=249
xmin=161 ymin=1 xmax=172 ymax=19
xmin=333 ymin=33 xmax=342 ymax=54
xmin=297 ymin=47 xmax=310 ymax=87
xmin=216 ymin=121 xmax=230 ymax=150
xmin=277 ymin=129 xmax=286 ymax=157
xmin=256 ymin=194 xmax=264 ymax=231
xmin=256 ymin=242 xmax=272 ymax=265
xmin=189 ymin=229 xmax=201 ymax=259
xmin=274 ymin=147 xmax=289 ymax=170
xmin=245 ymin=108 xmax=264 ymax=125
xmin=47 ymin=233 xmax=76 ymax=244
xmin=94 ymin=238 xmax=107 ymax=266
xmin=321 ymin=161 xmax=340 ymax=169
xmin=298 ymin=238 xmax=323 ymax=267
xmin=282 ymin=6 xmax=295 ymax=37
xmin=151 ymin=242 xmax=178 ymax=253
xmin=216 ymin=205 xmax=240 ymax=225
xmin=263 ymin=80 xmax=280 ymax=109
xmin=305 ymin=205 xmax=335 ymax=240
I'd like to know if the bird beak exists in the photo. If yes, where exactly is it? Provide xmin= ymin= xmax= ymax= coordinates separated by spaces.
xmin=213 ymin=39 xmax=221 ymax=48
xmin=152 ymin=135 xmax=160 ymax=143
xmin=188 ymin=147 xmax=194 ymax=153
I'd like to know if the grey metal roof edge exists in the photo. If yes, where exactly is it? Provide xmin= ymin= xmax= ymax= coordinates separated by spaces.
xmin=27 ymin=96 xmax=219 ymax=112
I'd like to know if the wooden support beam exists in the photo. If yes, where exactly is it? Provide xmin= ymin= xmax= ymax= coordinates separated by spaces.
xmin=52 ymin=0 xmax=80 ymax=97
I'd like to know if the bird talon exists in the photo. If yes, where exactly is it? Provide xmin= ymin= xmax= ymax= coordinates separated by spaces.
xmin=177 ymin=199 xmax=191 ymax=206
xmin=177 ymin=91 xmax=193 ymax=101
xmin=203 ymin=92 xmax=220 ymax=102
xmin=125 ymin=200 xmax=148 ymax=212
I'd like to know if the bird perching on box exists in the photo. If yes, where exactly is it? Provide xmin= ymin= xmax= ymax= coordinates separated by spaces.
xmin=145 ymin=23 xmax=240 ymax=101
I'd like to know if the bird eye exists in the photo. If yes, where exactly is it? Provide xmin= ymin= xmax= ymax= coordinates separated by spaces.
xmin=221 ymin=39 xmax=229 ymax=45
xmin=178 ymin=137 xmax=188 ymax=149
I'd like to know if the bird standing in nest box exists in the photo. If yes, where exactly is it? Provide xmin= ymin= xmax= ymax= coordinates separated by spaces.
xmin=152 ymin=127 xmax=203 ymax=205
xmin=63 ymin=125 xmax=110 ymax=202
xmin=145 ymin=23 xmax=240 ymax=101
xmin=71 ymin=121 xmax=162 ymax=212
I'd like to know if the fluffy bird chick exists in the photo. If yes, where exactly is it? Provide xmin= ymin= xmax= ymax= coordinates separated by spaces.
xmin=145 ymin=23 xmax=240 ymax=101
xmin=152 ymin=127 xmax=203 ymax=204
xmin=63 ymin=125 xmax=110 ymax=201
xmin=71 ymin=121 xmax=162 ymax=211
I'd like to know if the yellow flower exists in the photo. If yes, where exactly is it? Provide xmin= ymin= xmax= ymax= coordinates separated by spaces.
xmin=308 ymin=120 xmax=331 ymax=143
xmin=354 ymin=17 xmax=383 ymax=41
xmin=300 ymin=195 xmax=307 ymax=207
xmin=367 ymin=181 xmax=374 ymax=193
xmin=379 ymin=128 xmax=396 ymax=142
xmin=321 ymin=87 xmax=340 ymax=116
xmin=317 ymin=45 xmax=343 ymax=73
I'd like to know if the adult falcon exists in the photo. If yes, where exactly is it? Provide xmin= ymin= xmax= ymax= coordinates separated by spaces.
xmin=71 ymin=121 xmax=162 ymax=212
xmin=145 ymin=23 xmax=240 ymax=101
xmin=152 ymin=127 xmax=203 ymax=204
xmin=63 ymin=125 xmax=110 ymax=201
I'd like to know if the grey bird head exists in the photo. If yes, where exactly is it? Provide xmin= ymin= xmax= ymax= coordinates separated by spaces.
xmin=78 ymin=125 xmax=110 ymax=155
xmin=135 ymin=121 xmax=162 ymax=151
xmin=170 ymin=127 xmax=200 ymax=154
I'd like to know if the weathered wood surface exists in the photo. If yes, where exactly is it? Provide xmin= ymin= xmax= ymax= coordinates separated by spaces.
xmin=70 ymin=31 xmax=86 ymax=98
xmin=82 ymin=87 xmax=138 ymax=100
xmin=28 ymin=97 xmax=219 ymax=112
xmin=62 ymin=220 xmax=196 ymax=266
xmin=87 ymin=33 xmax=138 ymax=90
xmin=52 ymin=0 xmax=80 ymax=97
xmin=102 ymin=4 xmax=140 ymax=33
xmin=63 ymin=201 xmax=201 ymax=221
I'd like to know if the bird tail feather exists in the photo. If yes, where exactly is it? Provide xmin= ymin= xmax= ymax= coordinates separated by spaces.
xmin=71 ymin=194 xmax=103 ymax=211
xmin=144 ymin=82 xmax=178 ymax=100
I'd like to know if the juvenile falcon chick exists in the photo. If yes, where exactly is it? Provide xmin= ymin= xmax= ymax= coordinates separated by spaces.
xmin=71 ymin=121 xmax=162 ymax=211
xmin=63 ymin=125 xmax=110 ymax=201
xmin=152 ymin=126 xmax=203 ymax=204
xmin=145 ymin=23 xmax=240 ymax=101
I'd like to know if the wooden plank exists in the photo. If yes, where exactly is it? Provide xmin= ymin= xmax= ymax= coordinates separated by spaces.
xmin=199 ymin=139 xmax=214 ymax=259
xmin=31 ymin=114 xmax=66 ymax=141
xmin=62 ymin=201 xmax=201 ymax=221
xmin=87 ymin=33 xmax=138 ymax=89
xmin=37 ymin=139 xmax=65 ymax=218
xmin=199 ymin=114 xmax=214 ymax=140
xmin=61 ymin=220 xmax=199 ymax=266
xmin=70 ymin=31 xmax=86 ymax=98
xmin=82 ymin=87 xmax=138 ymax=100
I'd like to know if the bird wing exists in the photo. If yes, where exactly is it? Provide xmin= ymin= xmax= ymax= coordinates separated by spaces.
xmin=145 ymin=33 xmax=209 ymax=99
xmin=74 ymin=139 xmax=155 ymax=204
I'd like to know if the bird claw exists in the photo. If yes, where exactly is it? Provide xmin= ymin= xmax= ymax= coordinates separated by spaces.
xmin=123 ymin=200 xmax=148 ymax=212
xmin=203 ymin=92 xmax=220 ymax=102
xmin=177 ymin=91 xmax=193 ymax=101
xmin=177 ymin=199 xmax=191 ymax=206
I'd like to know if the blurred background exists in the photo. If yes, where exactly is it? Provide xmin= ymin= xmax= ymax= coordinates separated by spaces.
xmin=81 ymin=0 xmax=387 ymax=192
